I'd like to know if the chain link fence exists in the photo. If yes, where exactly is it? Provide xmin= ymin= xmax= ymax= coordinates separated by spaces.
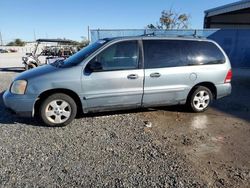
xmin=90 ymin=29 xmax=219 ymax=42
xmin=90 ymin=29 xmax=250 ymax=68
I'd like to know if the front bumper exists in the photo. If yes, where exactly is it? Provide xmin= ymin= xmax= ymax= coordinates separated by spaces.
xmin=3 ymin=90 xmax=37 ymax=117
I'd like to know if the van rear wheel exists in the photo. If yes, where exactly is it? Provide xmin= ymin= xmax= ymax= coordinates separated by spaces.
xmin=187 ymin=86 xmax=212 ymax=112
xmin=39 ymin=93 xmax=77 ymax=127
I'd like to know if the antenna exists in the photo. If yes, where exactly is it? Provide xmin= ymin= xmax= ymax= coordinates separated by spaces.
xmin=87 ymin=26 xmax=90 ymax=41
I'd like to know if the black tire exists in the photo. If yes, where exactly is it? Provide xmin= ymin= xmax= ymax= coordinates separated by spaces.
xmin=25 ymin=63 xmax=36 ymax=70
xmin=39 ymin=93 xmax=77 ymax=127
xmin=187 ymin=86 xmax=213 ymax=113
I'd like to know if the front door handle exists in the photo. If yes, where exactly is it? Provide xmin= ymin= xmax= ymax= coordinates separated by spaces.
xmin=150 ymin=72 xmax=161 ymax=78
xmin=127 ymin=74 xmax=139 ymax=79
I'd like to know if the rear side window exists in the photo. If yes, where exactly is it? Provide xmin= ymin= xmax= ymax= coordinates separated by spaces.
xmin=185 ymin=41 xmax=226 ymax=66
xmin=143 ymin=40 xmax=225 ymax=69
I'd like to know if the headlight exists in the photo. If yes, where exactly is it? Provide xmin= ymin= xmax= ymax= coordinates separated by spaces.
xmin=10 ymin=80 xmax=27 ymax=94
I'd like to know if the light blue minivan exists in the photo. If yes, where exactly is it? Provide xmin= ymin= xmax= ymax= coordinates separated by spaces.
xmin=3 ymin=36 xmax=232 ymax=126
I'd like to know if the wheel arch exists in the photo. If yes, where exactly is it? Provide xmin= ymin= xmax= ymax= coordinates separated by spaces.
xmin=33 ymin=88 xmax=83 ymax=117
xmin=187 ymin=82 xmax=217 ymax=103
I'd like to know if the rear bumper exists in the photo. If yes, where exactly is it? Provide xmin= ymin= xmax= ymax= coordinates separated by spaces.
xmin=216 ymin=83 xmax=232 ymax=99
xmin=3 ymin=90 xmax=37 ymax=117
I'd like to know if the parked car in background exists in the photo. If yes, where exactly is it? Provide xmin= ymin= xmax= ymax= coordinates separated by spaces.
xmin=3 ymin=36 xmax=232 ymax=127
xmin=0 ymin=49 xmax=9 ymax=53
xmin=9 ymin=48 xmax=17 ymax=53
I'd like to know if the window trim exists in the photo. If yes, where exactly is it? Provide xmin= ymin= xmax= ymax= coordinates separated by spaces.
xmin=85 ymin=39 xmax=142 ymax=73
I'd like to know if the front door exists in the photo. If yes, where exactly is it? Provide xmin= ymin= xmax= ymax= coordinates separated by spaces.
xmin=81 ymin=40 xmax=144 ymax=112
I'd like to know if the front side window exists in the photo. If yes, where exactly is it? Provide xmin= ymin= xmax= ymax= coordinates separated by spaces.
xmin=143 ymin=40 xmax=226 ymax=69
xmin=89 ymin=40 xmax=139 ymax=71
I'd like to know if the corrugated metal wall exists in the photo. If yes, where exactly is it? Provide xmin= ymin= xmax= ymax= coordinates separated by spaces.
xmin=90 ymin=29 xmax=250 ymax=68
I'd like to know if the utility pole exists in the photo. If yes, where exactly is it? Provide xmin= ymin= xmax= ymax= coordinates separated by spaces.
xmin=33 ymin=29 xmax=36 ymax=41
xmin=87 ymin=26 xmax=90 ymax=42
xmin=0 ymin=31 xmax=3 ymax=46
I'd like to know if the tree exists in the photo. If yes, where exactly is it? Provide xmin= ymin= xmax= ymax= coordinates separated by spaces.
xmin=14 ymin=39 xmax=25 ymax=46
xmin=6 ymin=42 xmax=15 ymax=46
xmin=6 ymin=38 xmax=25 ymax=46
xmin=147 ymin=24 xmax=157 ymax=29
xmin=147 ymin=9 xmax=190 ymax=30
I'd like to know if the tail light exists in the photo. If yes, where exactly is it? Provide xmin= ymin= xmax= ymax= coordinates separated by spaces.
xmin=224 ymin=69 xmax=232 ymax=83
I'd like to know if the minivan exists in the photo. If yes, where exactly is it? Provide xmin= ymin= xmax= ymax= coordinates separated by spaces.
xmin=3 ymin=36 xmax=232 ymax=126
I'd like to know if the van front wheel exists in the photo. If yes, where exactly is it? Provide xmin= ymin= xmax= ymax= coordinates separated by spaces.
xmin=39 ymin=93 xmax=77 ymax=127
xmin=187 ymin=86 xmax=212 ymax=112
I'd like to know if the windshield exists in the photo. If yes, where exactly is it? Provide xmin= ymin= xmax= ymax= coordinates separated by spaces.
xmin=56 ymin=40 xmax=107 ymax=67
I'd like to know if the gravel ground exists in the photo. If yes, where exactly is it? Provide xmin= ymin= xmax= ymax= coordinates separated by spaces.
xmin=0 ymin=53 xmax=25 ymax=69
xmin=0 ymin=72 xmax=207 ymax=187
xmin=0 ymin=52 xmax=46 ymax=70
xmin=0 ymin=69 xmax=249 ymax=187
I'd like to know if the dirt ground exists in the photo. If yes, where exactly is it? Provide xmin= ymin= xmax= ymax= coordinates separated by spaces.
xmin=141 ymin=69 xmax=250 ymax=187
xmin=0 ymin=66 xmax=249 ymax=187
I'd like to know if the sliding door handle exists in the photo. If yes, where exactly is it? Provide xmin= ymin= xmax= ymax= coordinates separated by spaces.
xmin=150 ymin=72 xmax=161 ymax=78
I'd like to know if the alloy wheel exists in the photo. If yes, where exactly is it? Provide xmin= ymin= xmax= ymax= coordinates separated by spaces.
xmin=45 ymin=100 xmax=71 ymax=124
xmin=192 ymin=90 xmax=210 ymax=111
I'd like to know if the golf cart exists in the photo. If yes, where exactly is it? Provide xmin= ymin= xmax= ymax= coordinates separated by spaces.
xmin=22 ymin=39 xmax=77 ymax=70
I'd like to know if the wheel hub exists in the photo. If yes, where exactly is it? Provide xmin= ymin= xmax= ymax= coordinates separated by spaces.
xmin=45 ymin=100 xmax=71 ymax=124
xmin=54 ymin=107 xmax=63 ymax=115
xmin=199 ymin=97 xmax=205 ymax=103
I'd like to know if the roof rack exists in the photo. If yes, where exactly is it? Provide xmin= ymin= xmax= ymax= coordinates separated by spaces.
xmin=177 ymin=31 xmax=205 ymax=39
xmin=140 ymin=30 xmax=205 ymax=39
xmin=99 ymin=30 xmax=206 ymax=41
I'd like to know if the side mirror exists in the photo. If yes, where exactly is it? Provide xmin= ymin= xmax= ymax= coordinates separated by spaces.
xmin=87 ymin=61 xmax=103 ymax=72
xmin=26 ymin=53 xmax=32 ymax=56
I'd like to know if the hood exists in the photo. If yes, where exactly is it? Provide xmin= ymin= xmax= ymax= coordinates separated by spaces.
xmin=14 ymin=64 xmax=58 ymax=81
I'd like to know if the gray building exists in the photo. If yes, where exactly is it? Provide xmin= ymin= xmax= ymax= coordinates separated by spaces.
xmin=204 ymin=0 xmax=250 ymax=28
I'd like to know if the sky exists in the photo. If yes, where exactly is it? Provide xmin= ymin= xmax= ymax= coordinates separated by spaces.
xmin=0 ymin=0 xmax=237 ymax=43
